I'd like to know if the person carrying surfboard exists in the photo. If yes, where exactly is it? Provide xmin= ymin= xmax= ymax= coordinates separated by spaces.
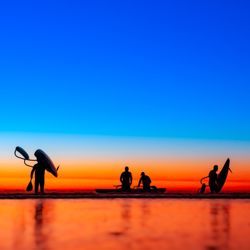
xmin=14 ymin=146 xmax=59 ymax=193
xmin=120 ymin=166 xmax=132 ymax=191
xmin=30 ymin=159 xmax=46 ymax=194
xmin=208 ymin=165 xmax=219 ymax=193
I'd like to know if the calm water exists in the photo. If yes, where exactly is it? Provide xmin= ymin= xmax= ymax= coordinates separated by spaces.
xmin=0 ymin=199 xmax=249 ymax=250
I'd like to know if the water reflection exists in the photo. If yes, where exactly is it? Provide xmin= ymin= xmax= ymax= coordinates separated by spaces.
xmin=120 ymin=200 xmax=131 ymax=233
xmin=12 ymin=204 xmax=26 ymax=249
xmin=34 ymin=200 xmax=52 ymax=250
xmin=139 ymin=200 xmax=151 ymax=228
xmin=0 ymin=199 xmax=249 ymax=250
xmin=207 ymin=202 xmax=231 ymax=250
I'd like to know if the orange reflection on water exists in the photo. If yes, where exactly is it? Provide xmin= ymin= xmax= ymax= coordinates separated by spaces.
xmin=0 ymin=199 xmax=249 ymax=250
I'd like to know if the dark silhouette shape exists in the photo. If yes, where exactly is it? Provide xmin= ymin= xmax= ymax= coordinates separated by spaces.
xmin=15 ymin=146 xmax=30 ymax=160
xmin=138 ymin=172 xmax=152 ymax=191
xmin=120 ymin=166 xmax=132 ymax=191
xmin=14 ymin=146 xmax=59 ymax=194
xmin=199 ymin=183 xmax=206 ymax=194
xmin=31 ymin=160 xmax=46 ymax=194
xmin=209 ymin=165 xmax=219 ymax=193
xmin=26 ymin=180 xmax=33 ymax=192
xmin=34 ymin=149 xmax=58 ymax=177
xmin=95 ymin=187 xmax=166 ymax=193
xmin=199 ymin=158 xmax=231 ymax=194
xmin=216 ymin=158 xmax=231 ymax=192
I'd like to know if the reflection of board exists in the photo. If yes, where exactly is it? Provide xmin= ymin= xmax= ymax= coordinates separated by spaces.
xmin=34 ymin=149 xmax=58 ymax=177
xmin=217 ymin=158 xmax=230 ymax=192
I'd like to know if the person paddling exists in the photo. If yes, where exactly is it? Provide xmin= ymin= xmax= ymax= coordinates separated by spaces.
xmin=120 ymin=166 xmax=132 ymax=191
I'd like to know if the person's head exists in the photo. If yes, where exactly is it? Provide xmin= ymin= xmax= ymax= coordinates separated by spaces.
xmin=125 ymin=166 xmax=129 ymax=171
xmin=35 ymin=154 xmax=42 ymax=164
xmin=141 ymin=172 xmax=145 ymax=176
xmin=213 ymin=165 xmax=218 ymax=171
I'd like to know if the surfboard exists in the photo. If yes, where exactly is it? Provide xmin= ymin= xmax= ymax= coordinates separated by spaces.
xmin=34 ymin=149 xmax=58 ymax=177
xmin=217 ymin=158 xmax=230 ymax=192
xmin=15 ymin=146 xmax=30 ymax=160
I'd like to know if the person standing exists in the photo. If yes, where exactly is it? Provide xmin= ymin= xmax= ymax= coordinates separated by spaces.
xmin=30 ymin=160 xmax=45 ymax=194
xmin=209 ymin=165 xmax=219 ymax=193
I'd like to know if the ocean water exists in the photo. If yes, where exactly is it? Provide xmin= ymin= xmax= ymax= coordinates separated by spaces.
xmin=0 ymin=199 xmax=249 ymax=250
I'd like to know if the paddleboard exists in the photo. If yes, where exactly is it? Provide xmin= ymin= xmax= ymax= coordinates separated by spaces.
xmin=34 ymin=149 xmax=58 ymax=177
xmin=217 ymin=158 xmax=230 ymax=192
xmin=15 ymin=146 xmax=30 ymax=160
xmin=96 ymin=188 xmax=166 ymax=193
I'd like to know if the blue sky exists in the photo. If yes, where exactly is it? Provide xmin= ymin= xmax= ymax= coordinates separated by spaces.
xmin=0 ymin=0 xmax=250 ymax=141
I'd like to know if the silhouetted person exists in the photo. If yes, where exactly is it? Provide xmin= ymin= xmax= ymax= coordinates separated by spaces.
xmin=209 ymin=165 xmax=219 ymax=193
xmin=138 ymin=172 xmax=152 ymax=191
xmin=120 ymin=166 xmax=132 ymax=191
xmin=31 ymin=160 xmax=45 ymax=194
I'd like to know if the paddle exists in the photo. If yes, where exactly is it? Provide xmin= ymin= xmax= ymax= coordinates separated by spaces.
xmin=26 ymin=180 xmax=33 ymax=192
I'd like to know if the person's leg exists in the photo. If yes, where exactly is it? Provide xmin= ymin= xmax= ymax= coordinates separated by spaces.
xmin=214 ymin=184 xmax=219 ymax=193
xmin=209 ymin=184 xmax=215 ymax=193
xmin=35 ymin=178 xmax=39 ymax=194
xmin=40 ymin=175 xmax=45 ymax=193
xmin=122 ymin=184 xmax=129 ymax=191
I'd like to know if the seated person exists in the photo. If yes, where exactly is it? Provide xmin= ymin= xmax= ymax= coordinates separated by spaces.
xmin=138 ymin=172 xmax=152 ymax=191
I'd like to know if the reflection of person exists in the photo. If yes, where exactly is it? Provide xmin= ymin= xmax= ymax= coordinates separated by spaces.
xmin=138 ymin=172 xmax=151 ymax=191
xmin=209 ymin=165 xmax=218 ymax=193
xmin=120 ymin=166 xmax=132 ymax=191
xmin=31 ymin=160 xmax=45 ymax=194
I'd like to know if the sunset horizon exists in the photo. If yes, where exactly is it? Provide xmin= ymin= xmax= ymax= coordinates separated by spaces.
xmin=1 ymin=1 xmax=250 ymax=249
xmin=1 ymin=133 xmax=249 ymax=193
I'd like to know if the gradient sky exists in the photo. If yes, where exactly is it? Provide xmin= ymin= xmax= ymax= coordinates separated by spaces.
xmin=0 ymin=1 xmax=250 ymax=191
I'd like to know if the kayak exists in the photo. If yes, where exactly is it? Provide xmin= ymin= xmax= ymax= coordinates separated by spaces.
xmin=96 ymin=188 xmax=166 ymax=193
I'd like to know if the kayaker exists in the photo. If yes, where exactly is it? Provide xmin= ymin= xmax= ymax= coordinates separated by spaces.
xmin=208 ymin=165 xmax=219 ymax=193
xmin=138 ymin=172 xmax=152 ymax=191
xmin=120 ymin=166 xmax=132 ymax=191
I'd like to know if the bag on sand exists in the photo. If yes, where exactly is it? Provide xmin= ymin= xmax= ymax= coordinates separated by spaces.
xmin=199 ymin=183 xmax=206 ymax=194
xmin=26 ymin=180 xmax=33 ymax=192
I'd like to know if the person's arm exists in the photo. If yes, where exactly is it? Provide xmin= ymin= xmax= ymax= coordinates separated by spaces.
xmin=215 ymin=173 xmax=218 ymax=183
xmin=138 ymin=177 xmax=142 ymax=187
xmin=149 ymin=177 xmax=151 ymax=185
xmin=208 ymin=171 xmax=212 ymax=179
xmin=120 ymin=173 xmax=123 ymax=183
xmin=30 ymin=165 xmax=36 ymax=179
xmin=129 ymin=173 xmax=133 ymax=185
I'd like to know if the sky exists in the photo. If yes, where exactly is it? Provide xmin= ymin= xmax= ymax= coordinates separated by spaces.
xmin=0 ymin=1 xmax=250 ymax=191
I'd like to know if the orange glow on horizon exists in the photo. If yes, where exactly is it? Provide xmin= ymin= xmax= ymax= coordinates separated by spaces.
xmin=1 ymin=156 xmax=250 ymax=192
